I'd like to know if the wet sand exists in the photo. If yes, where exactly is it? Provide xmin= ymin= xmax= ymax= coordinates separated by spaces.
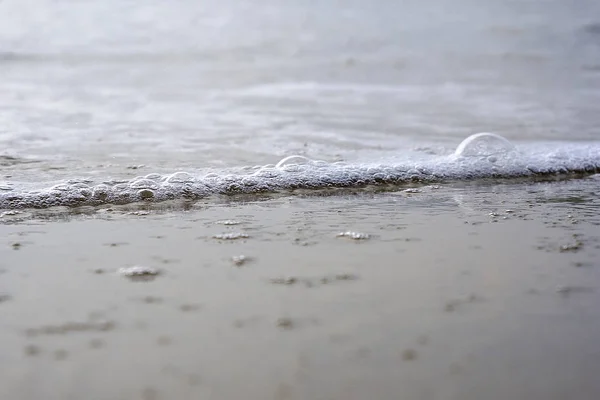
xmin=1 ymin=178 xmax=600 ymax=400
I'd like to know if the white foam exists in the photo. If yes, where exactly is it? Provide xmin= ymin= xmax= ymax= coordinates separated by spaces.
xmin=215 ymin=220 xmax=242 ymax=226
xmin=213 ymin=233 xmax=250 ymax=240
xmin=0 ymin=133 xmax=599 ymax=209
xmin=337 ymin=232 xmax=371 ymax=240
xmin=119 ymin=266 xmax=159 ymax=277
xmin=231 ymin=255 xmax=249 ymax=266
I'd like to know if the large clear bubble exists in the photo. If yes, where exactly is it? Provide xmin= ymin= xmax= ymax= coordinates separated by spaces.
xmin=454 ymin=132 xmax=516 ymax=158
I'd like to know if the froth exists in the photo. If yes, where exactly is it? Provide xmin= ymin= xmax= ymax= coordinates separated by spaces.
xmin=1 ymin=134 xmax=599 ymax=209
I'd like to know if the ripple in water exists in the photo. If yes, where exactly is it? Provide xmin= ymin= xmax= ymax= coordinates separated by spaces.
xmin=1 ymin=133 xmax=599 ymax=209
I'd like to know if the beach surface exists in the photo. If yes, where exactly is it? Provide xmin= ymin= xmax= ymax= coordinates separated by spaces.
xmin=1 ymin=177 xmax=599 ymax=400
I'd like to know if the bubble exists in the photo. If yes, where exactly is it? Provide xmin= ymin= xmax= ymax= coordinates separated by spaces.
xmin=144 ymin=173 xmax=162 ymax=180
xmin=165 ymin=172 xmax=194 ymax=183
xmin=240 ymin=176 xmax=259 ymax=187
xmin=130 ymin=179 xmax=160 ymax=190
xmin=112 ymin=183 xmax=130 ymax=192
xmin=92 ymin=184 xmax=110 ymax=200
xmin=276 ymin=155 xmax=313 ymax=169
xmin=50 ymin=184 xmax=70 ymax=191
xmin=66 ymin=178 xmax=92 ymax=184
xmin=137 ymin=189 xmax=155 ymax=200
xmin=454 ymin=132 xmax=516 ymax=158
xmin=76 ymin=188 xmax=93 ymax=198
xmin=69 ymin=183 xmax=91 ymax=190
xmin=253 ymin=167 xmax=280 ymax=178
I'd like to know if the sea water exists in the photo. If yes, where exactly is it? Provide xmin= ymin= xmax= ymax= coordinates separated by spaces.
xmin=1 ymin=0 xmax=599 ymax=208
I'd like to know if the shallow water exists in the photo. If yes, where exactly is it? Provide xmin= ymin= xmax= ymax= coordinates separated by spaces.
xmin=1 ymin=0 xmax=600 ymax=204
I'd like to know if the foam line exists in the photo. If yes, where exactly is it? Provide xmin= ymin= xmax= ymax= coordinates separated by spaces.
xmin=1 ymin=134 xmax=599 ymax=209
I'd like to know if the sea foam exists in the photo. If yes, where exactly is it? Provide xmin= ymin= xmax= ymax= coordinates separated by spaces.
xmin=0 ymin=133 xmax=599 ymax=209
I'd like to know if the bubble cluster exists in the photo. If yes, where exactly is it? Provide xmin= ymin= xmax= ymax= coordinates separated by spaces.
xmin=0 ymin=133 xmax=599 ymax=209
